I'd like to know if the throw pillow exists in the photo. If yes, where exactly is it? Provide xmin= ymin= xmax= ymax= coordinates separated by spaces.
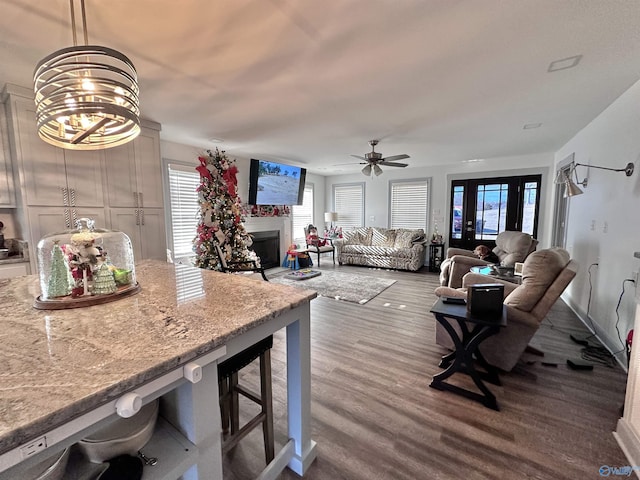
xmin=371 ymin=228 xmax=396 ymax=247
xmin=394 ymin=229 xmax=425 ymax=248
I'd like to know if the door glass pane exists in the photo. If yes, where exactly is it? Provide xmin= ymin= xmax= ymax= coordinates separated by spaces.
xmin=451 ymin=185 xmax=464 ymax=239
xmin=522 ymin=181 xmax=538 ymax=235
xmin=476 ymin=183 xmax=508 ymax=240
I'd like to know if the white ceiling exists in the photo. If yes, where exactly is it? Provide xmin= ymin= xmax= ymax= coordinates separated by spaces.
xmin=2 ymin=0 xmax=640 ymax=175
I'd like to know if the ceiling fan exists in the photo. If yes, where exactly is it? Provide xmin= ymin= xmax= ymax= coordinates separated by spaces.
xmin=350 ymin=140 xmax=409 ymax=176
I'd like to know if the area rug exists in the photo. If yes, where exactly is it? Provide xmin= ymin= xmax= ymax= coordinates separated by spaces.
xmin=269 ymin=270 xmax=396 ymax=304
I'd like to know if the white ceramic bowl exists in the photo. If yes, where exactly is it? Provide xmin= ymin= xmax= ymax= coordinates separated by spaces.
xmin=23 ymin=447 xmax=69 ymax=480
xmin=77 ymin=398 xmax=159 ymax=463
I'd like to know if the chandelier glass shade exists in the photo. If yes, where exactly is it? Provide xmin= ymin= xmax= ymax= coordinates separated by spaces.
xmin=33 ymin=1 xmax=140 ymax=150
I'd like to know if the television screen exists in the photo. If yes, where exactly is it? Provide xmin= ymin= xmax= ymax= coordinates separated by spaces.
xmin=248 ymin=159 xmax=306 ymax=205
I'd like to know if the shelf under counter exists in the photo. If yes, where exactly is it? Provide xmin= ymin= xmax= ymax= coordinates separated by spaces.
xmin=63 ymin=417 xmax=198 ymax=480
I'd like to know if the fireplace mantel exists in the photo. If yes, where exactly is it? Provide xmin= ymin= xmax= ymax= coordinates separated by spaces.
xmin=243 ymin=216 xmax=292 ymax=268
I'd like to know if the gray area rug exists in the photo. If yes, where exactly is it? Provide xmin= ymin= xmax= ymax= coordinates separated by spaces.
xmin=269 ymin=269 xmax=396 ymax=304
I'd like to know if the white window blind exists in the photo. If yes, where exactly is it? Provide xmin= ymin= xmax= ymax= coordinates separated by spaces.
xmin=292 ymin=185 xmax=313 ymax=243
xmin=167 ymin=164 xmax=201 ymax=258
xmin=334 ymin=183 xmax=364 ymax=229
xmin=390 ymin=180 xmax=428 ymax=230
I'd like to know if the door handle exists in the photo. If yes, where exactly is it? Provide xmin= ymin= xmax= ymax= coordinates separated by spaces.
xmin=141 ymin=209 xmax=145 ymax=225
xmin=133 ymin=192 xmax=138 ymax=208
xmin=138 ymin=192 xmax=143 ymax=208
xmin=64 ymin=208 xmax=71 ymax=228
xmin=62 ymin=187 xmax=69 ymax=206
xmin=135 ymin=209 xmax=139 ymax=226
xmin=70 ymin=188 xmax=76 ymax=207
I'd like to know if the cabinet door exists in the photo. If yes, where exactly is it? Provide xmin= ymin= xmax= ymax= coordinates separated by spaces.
xmin=0 ymin=103 xmax=16 ymax=207
xmin=139 ymin=208 xmax=167 ymax=260
xmin=15 ymin=100 xmax=67 ymax=206
xmin=64 ymin=150 xmax=105 ymax=207
xmin=108 ymin=208 xmax=142 ymax=260
xmin=104 ymin=142 xmax=138 ymax=208
xmin=134 ymin=128 xmax=164 ymax=208
xmin=0 ymin=263 xmax=30 ymax=279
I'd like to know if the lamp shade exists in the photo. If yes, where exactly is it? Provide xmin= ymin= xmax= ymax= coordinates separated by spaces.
xmin=324 ymin=212 xmax=338 ymax=223
xmin=564 ymin=176 xmax=584 ymax=197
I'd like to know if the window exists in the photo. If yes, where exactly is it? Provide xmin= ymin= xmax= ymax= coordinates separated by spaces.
xmin=389 ymin=179 xmax=428 ymax=230
xmin=292 ymin=184 xmax=314 ymax=243
xmin=167 ymin=163 xmax=200 ymax=259
xmin=334 ymin=183 xmax=364 ymax=230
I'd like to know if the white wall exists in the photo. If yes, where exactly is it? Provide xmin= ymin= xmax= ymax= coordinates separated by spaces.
xmin=324 ymin=152 xmax=553 ymax=244
xmin=554 ymin=78 xmax=640 ymax=363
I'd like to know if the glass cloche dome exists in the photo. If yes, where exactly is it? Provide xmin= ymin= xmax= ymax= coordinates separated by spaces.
xmin=35 ymin=218 xmax=138 ymax=308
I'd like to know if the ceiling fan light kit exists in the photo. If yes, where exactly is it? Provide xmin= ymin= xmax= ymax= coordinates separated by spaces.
xmin=352 ymin=140 xmax=410 ymax=176
xmin=33 ymin=0 xmax=140 ymax=150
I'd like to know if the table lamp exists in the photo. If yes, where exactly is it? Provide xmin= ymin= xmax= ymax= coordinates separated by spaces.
xmin=324 ymin=212 xmax=338 ymax=229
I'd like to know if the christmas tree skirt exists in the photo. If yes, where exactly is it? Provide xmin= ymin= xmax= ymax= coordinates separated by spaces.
xmin=269 ymin=270 xmax=395 ymax=304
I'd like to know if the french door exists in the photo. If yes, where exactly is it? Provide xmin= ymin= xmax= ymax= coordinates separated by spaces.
xmin=449 ymin=175 xmax=541 ymax=250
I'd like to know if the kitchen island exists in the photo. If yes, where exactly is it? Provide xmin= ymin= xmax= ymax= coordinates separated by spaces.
xmin=0 ymin=260 xmax=317 ymax=479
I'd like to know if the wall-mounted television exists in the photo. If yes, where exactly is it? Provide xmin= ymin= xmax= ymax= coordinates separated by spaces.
xmin=248 ymin=159 xmax=306 ymax=206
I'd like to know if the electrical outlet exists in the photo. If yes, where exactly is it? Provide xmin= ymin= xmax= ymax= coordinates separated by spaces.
xmin=20 ymin=436 xmax=47 ymax=458
xmin=603 ymin=221 xmax=608 ymax=233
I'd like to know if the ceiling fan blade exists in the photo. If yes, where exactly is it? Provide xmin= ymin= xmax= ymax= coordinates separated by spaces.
xmin=380 ymin=162 xmax=408 ymax=167
xmin=382 ymin=154 xmax=410 ymax=162
xmin=350 ymin=154 xmax=367 ymax=160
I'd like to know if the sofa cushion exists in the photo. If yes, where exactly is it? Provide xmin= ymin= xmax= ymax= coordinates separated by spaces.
xmin=342 ymin=227 xmax=372 ymax=246
xmin=371 ymin=228 xmax=396 ymax=247
xmin=504 ymin=248 xmax=569 ymax=312
xmin=394 ymin=229 xmax=425 ymax=248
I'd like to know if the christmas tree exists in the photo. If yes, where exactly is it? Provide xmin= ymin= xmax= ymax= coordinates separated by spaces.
xmin=47 ymin=241 xmax=71 ymax=298
xmin=193 ymin=148 xmax=258 ymax=270
xmin=93 ymin=263 xmax=117 ymax=294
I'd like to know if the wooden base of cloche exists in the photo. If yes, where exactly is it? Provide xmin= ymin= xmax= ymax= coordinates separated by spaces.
xmin=33 ymin=283 xmax=141 ymax=310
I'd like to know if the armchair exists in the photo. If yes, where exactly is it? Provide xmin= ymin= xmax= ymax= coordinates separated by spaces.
xmin=304 ymin=224 xmax=335 ymax=266
xmin=434 ymin=248 xmax=577 ymax=372
xmin=439 ymin=231 xmax=538 ymax=288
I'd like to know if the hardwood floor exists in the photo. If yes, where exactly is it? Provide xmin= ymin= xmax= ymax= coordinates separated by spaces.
xmin=223 ymin=264 xmax=629 ymax=480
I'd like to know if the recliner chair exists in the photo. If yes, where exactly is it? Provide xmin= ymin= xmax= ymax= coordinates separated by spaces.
xmin=439 ymin=231 xmax=538 ymax=288
xmin=434 ymin=247 xmax=577 ymax=372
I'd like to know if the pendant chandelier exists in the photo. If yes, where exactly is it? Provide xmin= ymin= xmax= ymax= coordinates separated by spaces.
xmin=33 ymin=0 xmax=140 ymax=150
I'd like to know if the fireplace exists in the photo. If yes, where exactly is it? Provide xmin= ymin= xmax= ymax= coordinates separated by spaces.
xmin=250 ymin=230 xmax=280 ymax=269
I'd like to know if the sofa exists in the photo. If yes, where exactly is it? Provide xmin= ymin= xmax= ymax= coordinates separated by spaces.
xmin=334 ymin=227 xmax=426 ymax=271
xmin=439 ymin=231 xmax=538 ymax=288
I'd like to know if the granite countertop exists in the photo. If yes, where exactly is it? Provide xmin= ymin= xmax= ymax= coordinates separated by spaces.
xmin=0 ymin=260 xmax=316 ymax=456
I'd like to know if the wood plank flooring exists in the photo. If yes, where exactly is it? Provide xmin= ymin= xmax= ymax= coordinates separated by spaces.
xmin=223 ymin=264 xmax=629 ymax=480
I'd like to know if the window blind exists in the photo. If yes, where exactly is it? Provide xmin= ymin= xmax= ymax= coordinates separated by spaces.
xmin=292 ymin=185 xmax=313 ymax=243
xmin=334 ymin=183 xmax=364 ymax=230
xmin=167 ymin=164 xmax=200 ymax=258
xmin=390 ymin=180 xmax=428 ymax=230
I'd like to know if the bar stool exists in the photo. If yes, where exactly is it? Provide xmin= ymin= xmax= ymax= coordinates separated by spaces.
xmin=217 ymin=335 xmax=274 ymax=464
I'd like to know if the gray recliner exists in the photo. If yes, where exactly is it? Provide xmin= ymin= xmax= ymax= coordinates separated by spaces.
xmin=439 ymin=231 xmax=538 ymax=288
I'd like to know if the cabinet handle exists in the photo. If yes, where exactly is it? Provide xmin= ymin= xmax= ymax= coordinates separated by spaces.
xmin=72 ymin=209 xmax=78 ymax=227
xmin=64 ymin=208 xmax=71 ymax=228
xmin=70 ymin=188 xmax=76 ymax=207
xmin=135 ymin=209 xmax=139 ymax=226
xmin=138 ymin=192 xmax=143 ymax=208
xmin=141 ymin=209 xmax=145 ymax=225
xmin=62 ymin=187 xmax=69 ymax=206
xmin=133 ymin=191 xmax=138 ymax=208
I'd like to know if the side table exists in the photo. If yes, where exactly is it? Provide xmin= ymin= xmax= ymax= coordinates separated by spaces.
xmin=429 ymin=298 xmax=507 ymax=410
xmin=428 ymin=243 xmax=445 ymax=272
